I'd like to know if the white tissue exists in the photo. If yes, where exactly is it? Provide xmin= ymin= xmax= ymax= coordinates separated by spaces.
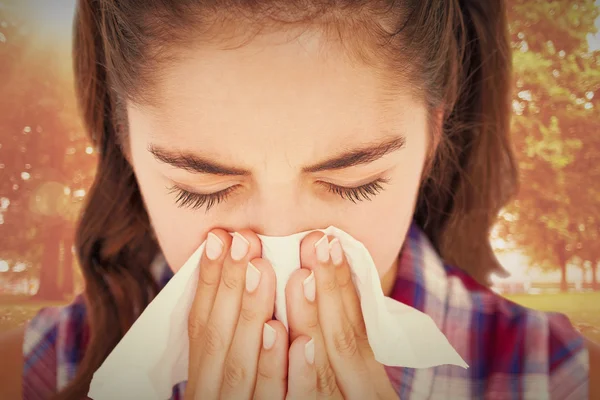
xmin=88 ymin=226 xmax=468 ymax=400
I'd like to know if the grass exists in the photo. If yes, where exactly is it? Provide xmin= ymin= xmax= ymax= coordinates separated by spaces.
xmin=1 ymin=293 xmax=600 ymax=344
xmin=505 ymin=291 xmax=600 ymax=344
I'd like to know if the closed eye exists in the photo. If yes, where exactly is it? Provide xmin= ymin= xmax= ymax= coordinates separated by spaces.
xmin=168 ymin=178 xmax=390 ymax=212
xmin=318 ymin=178 xmax=390 ymax=203
xmin=167 ymin=184 xmax=237 ymax=213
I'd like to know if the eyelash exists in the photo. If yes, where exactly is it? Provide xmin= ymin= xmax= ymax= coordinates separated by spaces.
xmin=322 ymin=178 xmax=389 ymax=203
xmin=168 ymin=185 xmax=236 ymax=212
xmin=168 ymin=178 xmax=390 ymax=212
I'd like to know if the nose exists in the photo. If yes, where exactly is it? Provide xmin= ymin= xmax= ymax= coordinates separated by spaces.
xmin=242 ymin=189 xmax=321 ymax=237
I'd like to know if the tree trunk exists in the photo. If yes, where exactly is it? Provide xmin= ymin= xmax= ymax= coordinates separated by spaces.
xmin=592 ymin=261 xmax=599 ymax=291
xmin=560 ymin=262 xmax=568 ymax=292
xmin=35 ymin=219 xmax=64 ymax=301
xmin=556 ymin=246 xmax=568 ymax=292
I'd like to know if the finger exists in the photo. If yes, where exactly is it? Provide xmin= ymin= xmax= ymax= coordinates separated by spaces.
xmin=330 ymin=239 xmax=389 ymax=392
xmin=329 ymin=238 xmax=370 ymax=355
xmin=195 ymin=229 xmax=262 ymax=399
xmin=286 ymin=268 xmax=317 ymax=343
xmin=286 ymin=335 xmax=316 ymax=400
xmin=285 ymin=265 xmax=342 ymax=399
xmin=300 ymin=232 xmax=370 ymax=398
xmin=187 ymin=229 xmax=231 ymax=396
xmin=220 ymin=258 xmax=277 ymax=398
xmin=254 ymin=320 xmax=289 ymax=400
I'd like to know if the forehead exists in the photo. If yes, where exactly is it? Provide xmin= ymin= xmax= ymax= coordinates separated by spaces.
xmin=128 ymin=27 xmax=423 ymax=158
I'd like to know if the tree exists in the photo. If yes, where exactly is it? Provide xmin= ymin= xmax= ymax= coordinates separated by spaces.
xmin=499 ymin=0 xmax=600 ymax=291
xmin=0 ymin=7 xmax=96 ymax=300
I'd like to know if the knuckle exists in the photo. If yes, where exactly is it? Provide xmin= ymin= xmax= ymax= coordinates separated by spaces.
xmin=315 ymin=364 xmax=338 ymax=396
xmin=222 ymin=357 xmax=248 ymax=389
xmin=239 ymin=305 xmax=258 ymax=323
xmin=304 ymin=312 xmax=319 ymax=331
xmin=198 ymin=268 xmax=220 ymax=288
xmin=256 ymin=365 xmax=273 ymax=381
xmin=333 ymin=324 xmax=359 ymax=357
xmin=257 ymin=362 xmax=285 ymax=384
xmin=320 ymin=276 xmax=338 ymax=294
xmin=202 ymin=323 xmax=225 ymax=356
xmin=187 ymin=316 xmax=206 ymax=341
xmin=355 ymin=329 xmax=370 ymax=348
xmin=221 ymin=267 xmax=242 ymax=290
xmin=336 ymin=270 xmax=353 ymax=290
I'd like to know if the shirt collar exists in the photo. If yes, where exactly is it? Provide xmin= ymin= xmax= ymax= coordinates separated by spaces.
xmin=390 ymin=220 xmax=450 ymax=330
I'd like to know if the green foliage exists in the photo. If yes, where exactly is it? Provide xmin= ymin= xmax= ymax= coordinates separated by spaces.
xmin=499 ymin=0 xmax=600 ymax=288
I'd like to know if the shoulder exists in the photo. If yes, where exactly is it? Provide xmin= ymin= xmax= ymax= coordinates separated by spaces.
xmin=21 ymin=295 xmax=90 ymax=398
xmin=443 ymin=264 xmax=589 ymax=396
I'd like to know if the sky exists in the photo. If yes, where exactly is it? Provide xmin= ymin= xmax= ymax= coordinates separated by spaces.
xmin=590 ymin=0 xmax=600 ymax=50
xmin=6 ymin=0 xmax=76 ymax=40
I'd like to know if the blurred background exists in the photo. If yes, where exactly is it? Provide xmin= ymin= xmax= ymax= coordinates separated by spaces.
xmin=0 ymin=0 xmax=599 ymax=342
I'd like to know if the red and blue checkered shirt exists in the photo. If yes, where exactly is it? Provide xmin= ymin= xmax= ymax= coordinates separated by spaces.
xmin=22 ymin=222 xmax=589 ymax=399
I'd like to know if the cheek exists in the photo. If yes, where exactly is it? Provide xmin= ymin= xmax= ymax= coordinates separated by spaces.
xmin=344 ymin=179 xmax=420 ymax=279
xmin=347 ymin=138 xmax=427 ymax=277
xmin=149 ymin=203 xmax=209 ymax=273
xmin=129 ymin=133 xmax=212 ymax=272
xmin=139 ymin=172 xmax=210 ymax=272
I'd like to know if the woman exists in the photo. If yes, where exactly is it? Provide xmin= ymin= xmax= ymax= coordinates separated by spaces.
xmin=0 ymin=0 xmax=598 ymax=399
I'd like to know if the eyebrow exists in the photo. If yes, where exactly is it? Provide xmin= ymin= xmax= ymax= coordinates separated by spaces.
xmin=148 ymin=135 xmax=406 ymax=176
xmin=302 ymin=135 xmax=406 ymax=173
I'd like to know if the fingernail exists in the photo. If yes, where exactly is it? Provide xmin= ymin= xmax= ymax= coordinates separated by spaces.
xmin=205 ymin=232 xmax=224 ymax=260
xmin=303 ymin=271 xmax=315 ymax=302
xmin=329 ymin=238 xmax=343 ymax=266
xmin=231 ymin=232 xmax=250 ymax=261
xmin=314 ymin=235 xmax=330 ymax=263
xmin=304 ymin=338 xmax=315 ymax=365
xmin=263 ymin=323 xmax=277 ymax=350
xmin=246 ymin=262 xmax=261 ymax=293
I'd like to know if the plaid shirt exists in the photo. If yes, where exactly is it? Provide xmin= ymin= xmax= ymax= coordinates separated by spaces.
xmin=22 ymin=222 xmax=589 ymax=399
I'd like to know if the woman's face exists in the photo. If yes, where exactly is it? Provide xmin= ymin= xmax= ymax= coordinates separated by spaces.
xmin=127 ymin=28 xmax=431 ymax=287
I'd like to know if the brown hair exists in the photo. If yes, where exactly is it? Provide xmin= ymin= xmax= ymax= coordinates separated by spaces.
xmin=59 ymin=0 xmax=517 ymax=397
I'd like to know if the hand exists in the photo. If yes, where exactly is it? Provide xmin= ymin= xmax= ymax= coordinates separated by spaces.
xmin=184 ymin=229 xmax=288 ymax=400
xmin=285 ymin=232 xmax=399 ymax=400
